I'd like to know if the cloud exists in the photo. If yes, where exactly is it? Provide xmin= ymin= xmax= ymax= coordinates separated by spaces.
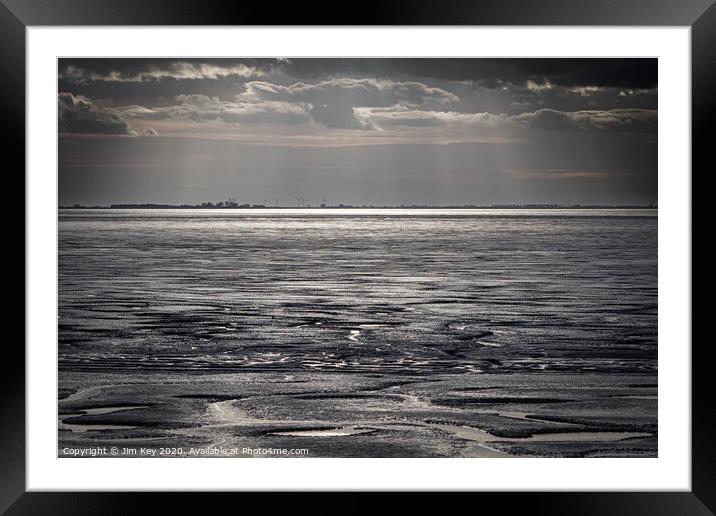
xmin=269 ymin=58 xmax=657 ymax=90
xmin=526 ymin=79 xmax=554 ymax=93
xmin=120 ymin=94 xmax=313 ymax=125
xmin=60 ymin=62 xmax=265 ymax=84
xmin=354 ymin=105 xmax=656 ymax=133
xmin=61 ymin=88 xmax=657 ymax=143
xmin=109 ymin=78 xmax=462 ymax=130
xmin=241 ymin=78 xmax=458 ymax=105
xmin=512 ymin=108 xmax=657 ymax=132
xmin=567 ymin=86 xmax=603 ymax=96
xmin=238 ymin=78 xmax=459 ymax=128
xmin=59 ymin=58 xmax=658 ymax=90
xmin=58 ymin=92 xmax=138 ymax=135
xmin=353 ymin=105 xmax=509 ymax=129
xmin=491 ymin=82 xmax=656 ymax=112
xmin=310 ymin=103 xmax=370 ymax=130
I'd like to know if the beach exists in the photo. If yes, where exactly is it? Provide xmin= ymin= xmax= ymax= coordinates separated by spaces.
xmin=58 ymin=209 xmax=657 ymax=457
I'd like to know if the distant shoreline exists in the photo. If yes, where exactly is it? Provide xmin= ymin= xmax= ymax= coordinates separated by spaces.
xmin=59 ymin=204 xmax=657 ymax=210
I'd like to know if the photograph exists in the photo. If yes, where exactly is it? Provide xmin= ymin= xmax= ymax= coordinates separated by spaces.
xmin=57 ymin=57 xmax=658 ymax=459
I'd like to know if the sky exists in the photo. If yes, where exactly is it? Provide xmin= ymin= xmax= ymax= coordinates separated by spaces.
xmin=58 ymin=58 xmax=657 ymax=206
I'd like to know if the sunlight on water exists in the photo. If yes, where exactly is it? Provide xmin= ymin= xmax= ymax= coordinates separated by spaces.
xmin=58 ymin=210 xmax=657 ymax=376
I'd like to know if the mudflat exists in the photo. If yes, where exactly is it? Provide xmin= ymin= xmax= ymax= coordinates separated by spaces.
xmin=58 ymin=209 xmax=657 ymax=457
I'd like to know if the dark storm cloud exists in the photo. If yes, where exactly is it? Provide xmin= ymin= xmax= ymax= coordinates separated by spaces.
xmin=257 ymin=58 xmax=657 ymax=90
xmin=58 ymin=92 xmax=137 ymax=135
xmin=512 ymin=108 xmax=657 ymax=132
xmin=268 ymin=58 xmax=658 ymax=93
xmin=58 ymin=58 xmax=656 ymax=99
xmin=60 ymin=58 xmax=656 ymax=89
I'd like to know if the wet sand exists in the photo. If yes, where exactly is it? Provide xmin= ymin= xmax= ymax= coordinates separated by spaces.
xmin=59 ymin=370 xmax=656 ymax=457
xmin=58 ymin=209 xmax=657 ymax=457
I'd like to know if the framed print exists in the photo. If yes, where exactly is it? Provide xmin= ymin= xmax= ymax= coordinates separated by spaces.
xmin=5 ymin=0 xmax=711 ymax=513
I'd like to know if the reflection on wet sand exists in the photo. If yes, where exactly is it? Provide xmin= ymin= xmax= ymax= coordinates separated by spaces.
xmin=59 ymin=209 xmax=657 ymax=457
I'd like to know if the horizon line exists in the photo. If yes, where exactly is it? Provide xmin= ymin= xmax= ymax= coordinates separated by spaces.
xmin=59 ymin=203 xmax=658 ymax=210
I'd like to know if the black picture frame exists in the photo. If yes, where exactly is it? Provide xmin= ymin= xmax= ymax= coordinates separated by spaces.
xmin=4 ymin=0 xmax=710 ymax=513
